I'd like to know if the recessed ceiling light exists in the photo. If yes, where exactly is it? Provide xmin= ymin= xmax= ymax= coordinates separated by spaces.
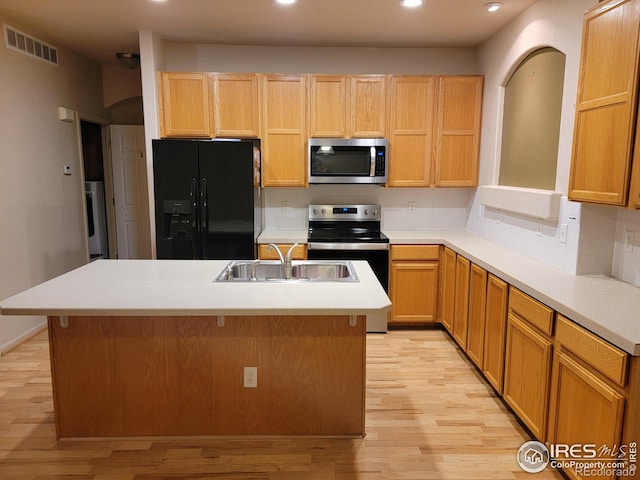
xmin=401 ymin=0 xmax=423 ymax=7
xmin=275 ymin=0 xmax=297 ymax=4
xmin=485 ymin=2 xmax=503 ymax=12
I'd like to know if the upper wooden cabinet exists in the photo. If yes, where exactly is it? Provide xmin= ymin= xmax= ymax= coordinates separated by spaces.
xmin=261 ymin=74 xmax=308 ymax=187
xmin=568 ymin=0 xmax=640 ymax=206
xmin=309 ymin=74 xmax=387 ymax=138
xmin=309 ymin=75 xmax=348 ymax=137
xmin=434 ymin=76 xmax=483 ymax=187
xmin=388 ymin=75 xmax=483 ymax=188
xmin=158 ymin=72 xmax=214 ymax=138
xmin=212 ymin=73 xmax=260 ymax=138
xmin=387 ymin=76 xmax=437 ymax=187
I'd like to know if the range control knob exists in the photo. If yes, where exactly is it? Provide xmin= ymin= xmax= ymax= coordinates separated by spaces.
xmin=372 ymin=208 xmax=378 ymax=216
xmin=364 ymin=208 xmax=369 ymax=216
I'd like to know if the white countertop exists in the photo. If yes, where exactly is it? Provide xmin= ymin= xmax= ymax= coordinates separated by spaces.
xmin=259 ymin=229 xmax=640 ymax=355
xmin=0 ymin=260 xmax=391 ymax=317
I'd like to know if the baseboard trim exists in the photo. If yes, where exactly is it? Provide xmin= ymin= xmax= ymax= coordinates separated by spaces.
xmin=0 ymin=321 xmax=47 ymax=356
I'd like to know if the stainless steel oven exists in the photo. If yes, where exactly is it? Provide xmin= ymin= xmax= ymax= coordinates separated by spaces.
xmin=307 ymin=204 xmax=389 ymax=332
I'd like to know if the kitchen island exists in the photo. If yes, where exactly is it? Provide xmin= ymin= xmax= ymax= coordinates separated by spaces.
xmin=0 ymin=260 xmax=391 ymax=439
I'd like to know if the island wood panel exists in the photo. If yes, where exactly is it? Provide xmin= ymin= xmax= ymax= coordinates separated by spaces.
xmin=48 ymin=316 xmax=215 ymax=438
xmin=47 ymin=314 xmax=365 ymax=438
xmin=213 ymin=315 xmax=365 ymax=436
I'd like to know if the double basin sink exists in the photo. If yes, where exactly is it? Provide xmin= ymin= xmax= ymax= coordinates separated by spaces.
xmin=215 ymin=260 xmax=358 ymax=283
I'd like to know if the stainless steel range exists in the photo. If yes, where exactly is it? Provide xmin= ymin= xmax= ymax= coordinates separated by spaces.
xmin=307 ymin=204 xmax=389 ymax=332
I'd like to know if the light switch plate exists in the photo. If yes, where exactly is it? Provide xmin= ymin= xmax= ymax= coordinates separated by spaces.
xmin=624 ymin=230 xmax=635 ymax=253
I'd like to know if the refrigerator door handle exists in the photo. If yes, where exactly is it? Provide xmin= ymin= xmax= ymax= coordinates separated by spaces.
xmin=189 ymin=177 xmax=198 ymax=259
xmin=200 ymin=177 xmax=209 ymax=259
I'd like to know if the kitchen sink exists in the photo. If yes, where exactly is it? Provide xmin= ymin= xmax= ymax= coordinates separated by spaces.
xmin=215 ymin=260 xmax=359 ymax=282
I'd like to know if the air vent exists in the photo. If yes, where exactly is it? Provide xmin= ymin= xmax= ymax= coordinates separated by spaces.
xmin=4 ymin=24 xmax=58 ymax=66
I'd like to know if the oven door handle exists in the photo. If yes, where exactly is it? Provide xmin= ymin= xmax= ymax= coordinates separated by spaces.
xmin=307 ymin=242 xmax=389 ymax=251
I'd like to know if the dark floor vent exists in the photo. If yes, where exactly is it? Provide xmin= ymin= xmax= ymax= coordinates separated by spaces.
xmin=4 ymin=24 xmax=58 ymax=66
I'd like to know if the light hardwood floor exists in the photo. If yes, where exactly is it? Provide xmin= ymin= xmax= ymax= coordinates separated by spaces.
xmin=0 ymin=328 xmax=564 ymax=479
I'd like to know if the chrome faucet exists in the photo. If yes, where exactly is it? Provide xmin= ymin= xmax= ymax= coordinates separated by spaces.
xmin=267 ymin=243 xmax=299 ymax=279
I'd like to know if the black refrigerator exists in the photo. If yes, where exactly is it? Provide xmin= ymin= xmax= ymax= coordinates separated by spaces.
xmin=152 ymin=139 xmax=261 ymax=260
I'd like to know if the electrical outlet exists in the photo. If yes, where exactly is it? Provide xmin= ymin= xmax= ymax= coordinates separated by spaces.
xmin=624 ymin=230 xmax=635 ymax=253
xmin=559 ymin=223 xmax=568 ymax=244
xmin=281 ymin=201 xmax=289 ymax=215
xmin=408 ymin=201 xmax=416 ymax=214
xmin=243 ymin=366 xmax=257 ymax=388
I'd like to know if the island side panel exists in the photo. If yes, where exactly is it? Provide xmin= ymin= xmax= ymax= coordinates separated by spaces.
xmin=212 ymin=315 xmax=366 ymax=436
xmin=47 ymin=314 xmax=366 ymax=438
xmin=48 ymin=316 xmax=216 ymax=438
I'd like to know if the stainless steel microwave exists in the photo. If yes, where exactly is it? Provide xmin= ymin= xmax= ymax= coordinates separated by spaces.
xmin=308 ymin=138 xmax=388 ymax=185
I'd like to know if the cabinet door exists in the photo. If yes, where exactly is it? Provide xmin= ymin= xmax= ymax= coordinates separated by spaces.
xmin=547 ymin=350 xmax=625 ymax=480
xmin=309 ymin=75 xmax=348 ymax=137
xmin=213 ymin=74 xmax=260 ymax=138
xmin=258 ymin=243 xmax=307 ymax=260
xmin=440 ymin=247 xmax=456 ymax=334
xmin=503 ymin=314 xmax=553 ymax=441
xmin=158 ymin=72 xmax=213 ymax=138
xmin=261 ymin=74 xmax=307 ymax=187
xmin=350 ymin=75 xmax=387 ymax=137
xmin=387 ymin=76 xmax=437 ymax=187
xmin=568 ymin=0 xmax=640 ymax=206
xmin=482 ymin=274 xmax=508 ymax=394
xmin=434 ymin=76 xmax=483 ymax=187
xmin=389 ymin=261 xmax=439 ymax=323
xmin=452 ymin=255 xmax=470 ymax=349
xmin=466 ymin=263 xmax=487 ymax=368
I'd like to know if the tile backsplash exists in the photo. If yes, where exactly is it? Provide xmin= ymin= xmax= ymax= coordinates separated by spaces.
xmin=262 ymin=186 xmax=474 ymax=231
xmin=262 ymin=186 xmax=640 ymax=287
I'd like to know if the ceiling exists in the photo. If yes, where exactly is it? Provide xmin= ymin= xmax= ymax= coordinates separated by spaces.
xmin=0 ymin=0 xmax=537 ymax=66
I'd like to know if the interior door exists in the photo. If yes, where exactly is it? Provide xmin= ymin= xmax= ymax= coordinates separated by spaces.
xmin=110 ymin=125 xmax=151 ymax=259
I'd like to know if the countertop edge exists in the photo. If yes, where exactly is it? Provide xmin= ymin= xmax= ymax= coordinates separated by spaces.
xmin=259 ymin=229 xmax=640 ymax=356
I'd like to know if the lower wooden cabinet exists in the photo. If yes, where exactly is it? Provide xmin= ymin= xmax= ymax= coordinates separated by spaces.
xmin=466 ymin=263 xmax=487 ymax=367
xmin=503 ymin=287 xmax=554 ymax=441
xmin=258 ymin=243 xmax=307 ymax=260
xmin=452 ymin=255 xmax=470 ymax=349
xmin=389 ymin=245 xmax=439 ymax=324
xmin=547 ymin=315 xmax=627 ymax=480
xmin=481 ymin=274 xmax=508 ymax=394
xmin=440 ymin=246 xmax=456 ymax=333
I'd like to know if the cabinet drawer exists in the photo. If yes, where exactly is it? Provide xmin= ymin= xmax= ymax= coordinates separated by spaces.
xmin=258 ymin=243 xmax=307 ymax=260
xmin=390 ymin=245 xmax=439 ymax=261
xmin=556 ymin=315 xmax=628 ymax=387
xmin=508 ymin=287 xmax=554 ymax=336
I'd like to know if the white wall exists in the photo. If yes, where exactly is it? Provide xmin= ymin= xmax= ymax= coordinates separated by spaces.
xmin=164 ymin=44 xmax=478 ymax=75
xmin=0 ymin=14 xmax=108 ymax=353
xmin=466 ymin=0 xmax=599 ymax=273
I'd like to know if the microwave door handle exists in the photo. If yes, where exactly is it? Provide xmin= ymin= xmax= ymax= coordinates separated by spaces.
xmin=370 ymin=147 xmax=376 ymax=176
